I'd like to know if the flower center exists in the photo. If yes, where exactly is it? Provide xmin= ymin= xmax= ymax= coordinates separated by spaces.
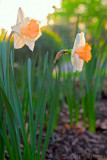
xmin=74 ymin=43 xmax=92 ymax=62
xmin=20 ymin=19 xmax=39 ymax=39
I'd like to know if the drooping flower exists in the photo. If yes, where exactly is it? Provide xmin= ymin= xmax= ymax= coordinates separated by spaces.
xmin=54 ymin=32 xmax=92 ymax=73
xmin=71 ymin=32 xmax=92 ymax=73
xmin=11 ymin=7 xmax=41 ymax=51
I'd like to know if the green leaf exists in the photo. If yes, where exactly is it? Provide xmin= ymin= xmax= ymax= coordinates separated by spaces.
xmin=10 ymin=52 xmax=31 ymax=158
xmin=43 ymin=52 xmax=48 ymax=74
xmin=0 ymin=86 xmax=21 ymax=160
xmin=1 ymin=40 xmax=7 ymax=93
xmin=27 ymin=58 xmax=34 ymax=146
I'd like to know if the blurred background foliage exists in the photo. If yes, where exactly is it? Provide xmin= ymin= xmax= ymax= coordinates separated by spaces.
xmin=47 ymin=0 xmax=107 ymax=49
xmin=48 ymin=0 xmax=107 ymax=28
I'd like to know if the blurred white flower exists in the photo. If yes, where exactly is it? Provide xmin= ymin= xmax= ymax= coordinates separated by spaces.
xmin=71 ymin=32 xmax=92 ymax=73
xmin=11 ymin=7 xmax=42 ymax=51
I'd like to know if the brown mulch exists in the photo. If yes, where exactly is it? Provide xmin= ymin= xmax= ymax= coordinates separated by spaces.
xmin=45 ymin=91 xmax=107 ymax=160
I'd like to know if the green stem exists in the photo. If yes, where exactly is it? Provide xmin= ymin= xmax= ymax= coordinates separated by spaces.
xmin=54 ymin=49 xmax=72 ymax=62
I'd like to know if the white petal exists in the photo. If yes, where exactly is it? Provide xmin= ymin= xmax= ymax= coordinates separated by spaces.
xmin=33 ymin=31 xmax=42 ymax=41
xmin=72 ymin=33 xmax=80 ymax=55
xmin=72 ymin=32 xmax=86 ymax=56
xmin=77 ymin=59 xmax=84 ymax=71
xmin=25 ymin=40 xmax=35 ymax=51
xmin=14 ymin=33 xmax=35 ymax=51
xmin=11 ymin=17 xmax=30 ymax=36
xmin=17 ymin=7 xmax=24 ymax=24
xmin=20 ymin=30 xmax=42 ymax=51
xmin=11 ymin=24 xmax=20 ymax=34
xmin=36 ymin=20 xmax=41 ymax=25
xmin=13 ymin=33 xmax=24 ymax=49
xmin=21 ymin=17 xmax=29 ymax=27
xmin=14 ymin=34 xmax=34 ymax=51
xmin=78 ymin=32 xmax=85 ymax=48
xmin=28 ymin=42 xmax=35 ymax=51
xmin=71 ymin=54 xmax=79 ymax=73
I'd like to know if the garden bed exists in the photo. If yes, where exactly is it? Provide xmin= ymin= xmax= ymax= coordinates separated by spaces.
xmin=45 ymin=89 xmax=107 ymax=160
xmin=4 ymin=82 xmax=107 ymax=160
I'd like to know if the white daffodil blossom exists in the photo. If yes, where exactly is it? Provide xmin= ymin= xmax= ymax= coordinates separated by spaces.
xmin=54 ymin=32 xmax=92 ymax=73
xmin=11 ymin=7 xmax=42 ymax=51
xmin=71 ymin=32 xmax=91 ymax=73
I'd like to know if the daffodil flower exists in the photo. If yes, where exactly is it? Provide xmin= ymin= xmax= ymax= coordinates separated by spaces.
xmin=71 ymin=32 xmax=91 ymax=73
xmin=11 ymin=7 xmax=41 ymax=51
xmin=54 ymin=32 xmax=92 ymax=73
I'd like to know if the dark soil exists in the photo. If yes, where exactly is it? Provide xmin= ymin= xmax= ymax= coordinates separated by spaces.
xmin=46 ymin=90 xmax=107 ymax=160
